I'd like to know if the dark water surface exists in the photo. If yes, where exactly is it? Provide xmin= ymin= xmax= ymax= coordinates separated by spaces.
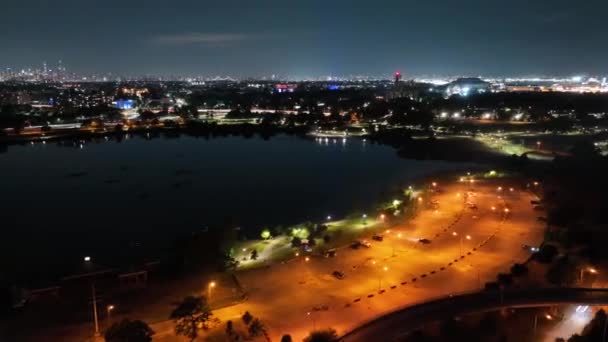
xmin=0 ymin=134 xmax=473 ymax=277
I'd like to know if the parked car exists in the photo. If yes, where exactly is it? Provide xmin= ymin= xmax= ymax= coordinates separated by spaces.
xmin=324 ymin=249 xmax=337 ymax=257
xmin=372 ymin=235 xmax=384 ymax=242
xmin=332 ymin=271 xmax=345 ymax=279
xmin=418 ymin=238 xmax=432 ymax=244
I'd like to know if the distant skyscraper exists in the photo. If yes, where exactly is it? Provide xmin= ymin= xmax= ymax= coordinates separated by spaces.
xmin=43 ymin=61 xmax=48 ymax=76
xmin=394 ymin=71 xmax=402 ymax=85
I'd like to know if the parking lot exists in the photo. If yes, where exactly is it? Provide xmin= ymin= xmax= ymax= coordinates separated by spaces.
xmin=210 ymin=178 xmax=545 ymax=341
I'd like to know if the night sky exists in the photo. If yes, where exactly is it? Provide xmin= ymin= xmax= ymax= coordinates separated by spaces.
xmin=1 ymin=0 xmax=607 ymax=77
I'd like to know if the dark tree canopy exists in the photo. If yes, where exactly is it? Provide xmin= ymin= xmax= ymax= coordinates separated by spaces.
xmin=104 ymin=319 xmax=154 ymax=342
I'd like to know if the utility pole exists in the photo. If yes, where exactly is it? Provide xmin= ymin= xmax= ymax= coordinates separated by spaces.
xmin=92 ymin=283 xmax=100 ymax=337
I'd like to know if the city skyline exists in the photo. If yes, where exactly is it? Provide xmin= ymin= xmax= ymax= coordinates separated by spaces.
xmin=2 ymin=0 xmax=607 ymax=78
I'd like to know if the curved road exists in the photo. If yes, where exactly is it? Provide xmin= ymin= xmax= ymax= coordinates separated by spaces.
xmin=339 ymin=288 xmax=608 ymax=342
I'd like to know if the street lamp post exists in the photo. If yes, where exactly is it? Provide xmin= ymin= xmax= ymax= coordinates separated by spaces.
xmin=580 ymin=268 xmax=598 ymax=285
xmin=378 ymin=266 xmax=388 ymax=292
xmin=107 ymin=305 xmax=115 ymax=326
xmin=307 ymin=311 xmax=317 ymax=331
xmin=91 ymin=283 xmax=100 ymax=337
xmin=208 ymin=281 xmax=216 ymax=303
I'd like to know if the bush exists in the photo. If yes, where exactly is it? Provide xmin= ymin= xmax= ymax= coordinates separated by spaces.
xmin=303 ymin=328 xmax=339 ymax=342
xmin=511 ymin=263 xmax=529 ymax=277
xmin=484 ymin=282 xmax=499 ymax=291
xmin=291 ymin=237 xmax=302 ymax=248
xmin=497 ymin=273 xmax=513 ymax=285
xmin=535 ymin=244 xmax=558 ymax=263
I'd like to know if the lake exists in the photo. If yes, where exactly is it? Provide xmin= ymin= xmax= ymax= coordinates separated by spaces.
xmin=0 ymin=133 xmax=474 ymax=280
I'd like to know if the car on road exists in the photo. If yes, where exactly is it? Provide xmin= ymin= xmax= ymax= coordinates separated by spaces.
xmin=350 ymin=241 xmax=362 ymax=249
xmin=324 ymin=249 xmax=337 ymax=257
xmin=361 ymin=240 xmax=371 ymax=248
xmin=372 ymin=235 xmax=384 ymax=242
xmin=522 ymin=244 xmax=540 ymax=252
xmin=332 ymin=271 xmax=345 ymax=279
xmin=418 ymin=238 xmax=432 ymax=244
xmin=467 ymin=203 xmax=478 ymax=209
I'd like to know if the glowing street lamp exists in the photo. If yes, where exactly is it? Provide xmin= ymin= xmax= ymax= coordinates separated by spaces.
xmin=326 ymin=215 xmax=332 ymax=221
xmin=207 ymin=281 xmax=216 ymax=301
xmin=580 ymin=267 xmax=598 ymax=284
xmin=305 ymin=257 xmax=310 ymax=262
xmin=107 ymin=305 xmax=115 ymax=323
xmin=378 ymin=266 xmax=389 ymax=291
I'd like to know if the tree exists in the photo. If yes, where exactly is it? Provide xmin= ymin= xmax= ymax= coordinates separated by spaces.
xmin=260 ymin=229 xmax=271 ymax=240
xmin=250 ymin=249 xmax=258 ymax=260
xmin=303 ymin=328 xmax=339 ymax=342
xmin=242 ymin=311 xmax=253 ymax=325
xmin=248 ymin=318 xmax=266 ymax=338
xmin=226 ymin=320 xmax=233 ymax=337
xmin=170 ymin=296 xmax=214 ymax=341
xmin=104 ymin=319 xmax=154 ymax=342
xmin=280 ymin=335 xmax=293 ymax=342
xmin=567 ymin=310 xmax=607 ymax=341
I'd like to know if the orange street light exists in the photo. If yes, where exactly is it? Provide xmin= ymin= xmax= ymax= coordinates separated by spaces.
xmin=452 ymin=231 xmax=458 ymax=236
xmin=432 ymin=182 xmax=437 ymax=187
xmin=466 ymin=235 xmax=472 ymax=240
xmin=305 ymin=257 xmax=310 ymax=262
xmin=383 ymin=266 xmax=389 ymax=272
xmin=491 ymin=206 xmax=496 ymax=211
xmin=107 ymin=305 xmax=115 ymax=322
xmin=207 ymin=281 xmax=216 ymax=300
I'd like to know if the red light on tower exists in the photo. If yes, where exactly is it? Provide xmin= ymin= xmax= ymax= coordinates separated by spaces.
xmin=394 ymin=71 xmax=402 ymax=85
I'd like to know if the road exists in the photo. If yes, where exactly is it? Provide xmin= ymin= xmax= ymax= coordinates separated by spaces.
xmin=339 ymin=288 xmax=608 ymax=342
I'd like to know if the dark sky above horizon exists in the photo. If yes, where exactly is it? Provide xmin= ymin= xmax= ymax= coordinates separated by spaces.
xmin=1 ymin=0 xmax=607 ymax=78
